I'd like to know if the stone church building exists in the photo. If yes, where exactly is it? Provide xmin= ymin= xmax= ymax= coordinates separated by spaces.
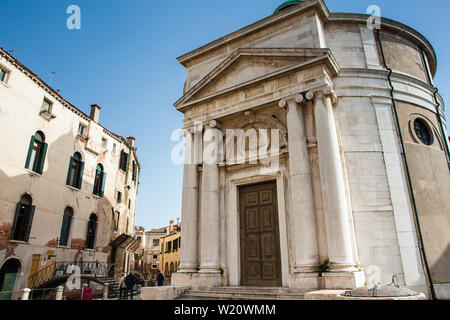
xmin=171 ymin=0 xmax=450 ymax=299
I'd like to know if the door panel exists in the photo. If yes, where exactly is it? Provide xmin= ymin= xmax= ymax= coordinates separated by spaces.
xmin=240 ymin=181 xmax=281 ymax=287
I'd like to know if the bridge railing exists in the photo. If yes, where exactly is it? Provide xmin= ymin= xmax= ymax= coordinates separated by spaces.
xmin=28 ymin=261 xmax=110 ymax=289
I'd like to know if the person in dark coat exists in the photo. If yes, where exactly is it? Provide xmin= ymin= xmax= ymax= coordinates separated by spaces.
xmin=124 ymin=272 xmax=137 ymax=299
xmin=156 ymin=270 xmax=164 ymax=287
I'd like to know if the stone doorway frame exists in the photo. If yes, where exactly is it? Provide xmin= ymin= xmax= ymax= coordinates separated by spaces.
xmin=226 ymin=167 xmax=289 ymax=287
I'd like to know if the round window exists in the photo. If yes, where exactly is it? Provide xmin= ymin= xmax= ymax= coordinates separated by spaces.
xmin=413 ymin=118 xmax=433 ymax=146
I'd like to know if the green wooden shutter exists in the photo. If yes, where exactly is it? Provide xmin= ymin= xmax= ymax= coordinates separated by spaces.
xmin=23 ymin=205 xmax=35 ymax=242
xmin=125 ymin=153 xmax=130 ymax=173
xmin=36 ymin=142 xmax=48 ymax=174
xmin=76 ymin=161 xmax=84 ymax=189
xmin=132 ymin=161 xmax=137 ymax=181
xmin=24 ymin=136 xmax=35 ymax=169
xmin=59 ymin=215 xmax=71 ymax=246
xmin=66 ymin=157 xmax=74 ymax=186
xmin=10 ymin=203 xmax=21 ymax=240
xmin=100 ymin=172 xmax=106 ymax=198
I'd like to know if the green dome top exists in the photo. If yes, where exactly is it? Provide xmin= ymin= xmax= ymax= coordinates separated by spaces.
xmin=273 ymin=0 xmax=305 ymax=14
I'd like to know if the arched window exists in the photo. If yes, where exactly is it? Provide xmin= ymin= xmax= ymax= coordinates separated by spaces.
xmin=59 ymin=207 xmax=74 ymax=246
xmin=25 ymin=131 xmax=48 ymax=174
xmin=93 ymin=164 xmax=106 ymax=197
xmin=86 ymin=213 xmax=97 ymax=249
xmin=11 ymin=194 xmax=35 ymax=242
xmin=66 ymin=152 xmax=84 ymax=189
xmin=0 ymin=259 xmax=21 ymax=300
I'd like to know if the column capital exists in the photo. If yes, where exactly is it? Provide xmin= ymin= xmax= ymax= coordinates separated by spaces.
xmin=181 ymin=127 xmax=194 ymax=137
xmin=209 ymin=119 xmax=222 ymax=129
xmin=305 ymin=85 xmax=338 ymax=105
xmin=279 ymin=94 xmax=306 ymax=109
xmin=193 ymin=121 xmax=204 ymax=133
xmin=278 ymin=98 xmax=287 ymax=108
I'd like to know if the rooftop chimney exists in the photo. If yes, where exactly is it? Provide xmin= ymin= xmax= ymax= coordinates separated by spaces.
xmin=169 ymin=220 xmax=174 ymax=233
xmin=127 ymin=136 xmax=136 ymax=147
xmin=90 ymin=104 xmax=101 ymax=123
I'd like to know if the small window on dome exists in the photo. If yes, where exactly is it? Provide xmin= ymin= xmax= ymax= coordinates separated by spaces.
xmin=414 ymin=118 xmax=433 ymax=146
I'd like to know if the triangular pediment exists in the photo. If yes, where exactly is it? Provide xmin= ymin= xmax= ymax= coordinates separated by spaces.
xmin=175 ymin=48 xmax=337 ymax=110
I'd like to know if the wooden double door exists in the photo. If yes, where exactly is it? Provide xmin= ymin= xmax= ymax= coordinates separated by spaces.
xmin=239 ymin=181 xmax=282 ymax=287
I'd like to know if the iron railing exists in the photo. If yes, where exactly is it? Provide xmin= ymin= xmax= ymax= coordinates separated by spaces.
xmin=28 ymin=260 xmax=109 ymax=289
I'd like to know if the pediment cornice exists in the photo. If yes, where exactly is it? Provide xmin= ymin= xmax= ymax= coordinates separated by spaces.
xmin=174 ymin=48 xmax=340 ymax=112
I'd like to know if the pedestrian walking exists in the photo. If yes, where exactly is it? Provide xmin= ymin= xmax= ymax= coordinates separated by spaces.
xmin=118 ymin=273 xmax=127 ymax=300
xmin=124 ymin=272 xmax=137 ymax=300
xmin=157 ymin=270 xmax=164 ymax=287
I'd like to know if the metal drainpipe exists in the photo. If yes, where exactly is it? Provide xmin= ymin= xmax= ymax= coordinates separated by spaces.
xmin=420 ymin=49 xmax=450 ymax=164
xmin=375 ymin=29 xmax=437 ymax=300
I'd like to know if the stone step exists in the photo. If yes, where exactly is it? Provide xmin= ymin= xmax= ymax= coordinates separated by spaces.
xmin=192 ymin=287 xmax=307 ymax=294
xmin=177 ymin=287 xmax=306 ymax=301
xmin=178 ymin=292 xmax=305 ymax=300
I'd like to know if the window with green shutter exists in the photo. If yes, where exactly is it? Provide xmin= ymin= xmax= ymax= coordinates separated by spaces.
xmin=119 ymin=150 xmax=129 ymax=172
xmin=93 ymin=164 xmax=106 ymax=197
xmin=11 ymin=194 xmax=35 ymax=242
xmin=59 ymin=207 xmax=73 ymax=246
xmin=66 ymin=152 xmax=84 ymax=189
xmin=25 ymin=131 xmax=48 ymax=174
xmin=132 ymin=161 xmax=137 ymax=183
xmin=86 ymin=213 xmax=97 ymax=249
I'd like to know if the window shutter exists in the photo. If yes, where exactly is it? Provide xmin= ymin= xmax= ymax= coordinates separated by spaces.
xmin=86 ymin=219 xmax=98 ymax=249
xmin=125 ymin=153 xmax=130 ymax=173
xmin=66 ymin=157 xmax=74 ymax=186
xmin=36 ymin=142 xmax=48 ymax=174
xmin=132 ymin=161 xmax=137 ymax=181
xmin=86 ymin=220 xmax=93 ymax=249
xmin=24 ymin=136 xmax=35 ymax=169
xmin=76 ymin=161 xmax=84 ymax=189
xmin=10 ymin=203 xmax=21 ymax=240
xmin=24 ymin=205 xmax=36 ymax=242
xmin=120 ymin=151 xmax=125 ymax=171
xmin=100 ymin=172 xmax=106 ymax=198
xmin=59 ymin=215 xmax=71 ymax=246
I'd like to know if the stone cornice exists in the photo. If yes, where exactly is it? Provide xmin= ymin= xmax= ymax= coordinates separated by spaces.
xmin=176 ymin=1 xmax=436 ymax=78
xmin=175 ymin=48 xmax=339 ymax=112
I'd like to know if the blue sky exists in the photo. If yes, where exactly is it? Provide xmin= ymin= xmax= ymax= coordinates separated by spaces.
xmin=1 ymin=0 xmax=449 ymax=230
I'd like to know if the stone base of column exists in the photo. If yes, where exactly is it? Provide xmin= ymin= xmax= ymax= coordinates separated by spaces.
xmin=171 ymin=272 xmax=195 ymax=287
xmin=192 ymin=272 xmax=222 ymax=288
xmin=321 ymin=271 xmax=365 ymax=290
xmin=293 ymin=264 xmax=320 ymax=273
xmin=290 ymin=273 xmax=320 ymax=290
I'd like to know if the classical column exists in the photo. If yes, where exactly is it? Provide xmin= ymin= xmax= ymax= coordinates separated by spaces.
xmin=309 ymin=86 xmax=354 ymax=271
xmin=178 ymin=129 xmax=199 ymax=272
xmin=199 ymin=122 xmax=221 ymax=273
xmin=280 ymin=95 xmax=319 ymax=271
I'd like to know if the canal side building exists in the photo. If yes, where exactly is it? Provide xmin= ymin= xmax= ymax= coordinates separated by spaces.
xmin=0 ymin=47 xmax=141 ymax=299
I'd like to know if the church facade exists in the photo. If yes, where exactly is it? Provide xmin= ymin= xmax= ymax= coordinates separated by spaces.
xmin=171 ymin=0 xmax=450 ymax=299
